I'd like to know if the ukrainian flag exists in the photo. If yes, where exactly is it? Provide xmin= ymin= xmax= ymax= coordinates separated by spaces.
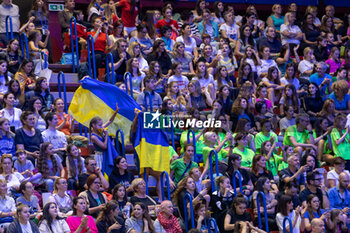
xmin=68 ymin=77 xmax=141 ymax=141
xmin=134 ymin=114 xmax=170 ymax=173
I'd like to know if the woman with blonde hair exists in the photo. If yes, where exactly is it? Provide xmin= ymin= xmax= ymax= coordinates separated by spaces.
xmin=267 ymin=4 xmax=284 ymax=32
xmin=7 ymin=204 xmax=39 ymax=233
xmin=280 ymin=12 xmax=303 ymax=47
xmin=46 ymin=178 xmax=73 ymax=217
xmin=170 ymin=42 xmax=195 ymax=76
xmin=328 ymin=80 xmax=350 ymax=114
xmin=127 ymin=41 xmax=149 ymax=72
xmin=129 ymin=178 xmax=157 ymax=209
xmin=187 ymin=80 xmax=213 ymax=110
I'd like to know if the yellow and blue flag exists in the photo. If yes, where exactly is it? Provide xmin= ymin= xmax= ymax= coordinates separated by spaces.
xmin=68 ymin=77 xmax=141 ymax=140
xmin=134 ymin=113 xmax=170 ymax=173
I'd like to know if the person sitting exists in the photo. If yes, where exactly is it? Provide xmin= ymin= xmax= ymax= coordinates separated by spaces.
xmin=0 ymin=179 xmax=16 ymax=229
xmin=136 ymin=76 xmax=162 ymax=111
xmin=282 ymin=113 xmax=316 ymax=155
xmin=154 ymin=200 xmax=182 ymax=233
xmin=310 ymin=218 xmax=325 ymax=233
xmin=47 ymin=178 xmax=73 ymax=217
xmin=299 ymin=171 xmax=330 ymax=209
xmin=210 ymin=176 xmax=234 ymax=221
xmin=7 ymin=204 xmax=39 ymax=233
xmin=328 ymin=172 xmax=350 ymax=209
xmin=125 ymin=202 xmax=155 ymax=233
xmin=66 ymin=144 xmax=86 ymax=190
xmin=276 ymin=195 xmax=304 ymax=233
xmin=279 ymin=154 xmax=307 ymax=191
xmin=302 ymin=194 xmax=331 ymax=232
xmin=170 ymin=143 xmax=198 ymax=185
xmin=276 ymin=181 xmax=301 ymax=209
xmin=78 ymin=174 xmax=108 ymax=219
xmin=0 ymin=154 xmax=27 ymax=197
xmin=38 ymin=202 xmax=70 ymax=233
xmin=129 ymin=178 xmax=157 ymax=209
xmin=327 ymin=157 xmax=350 ymax=188
xmin=96 ymin=200 xmax=126 ymax=233
xmin=16 ymin=181 xmax=41 ymax=219
xmin=66 ymin=196 xmax=98 ymax=233
xmin=78 ymin=156 xmax=109 ymax=192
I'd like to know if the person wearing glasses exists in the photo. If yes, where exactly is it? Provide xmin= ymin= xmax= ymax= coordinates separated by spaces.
xmin=299 ymin=171 xmax=330 ymax=210
xmin=78 ymin=174 xmax=108 ymax=219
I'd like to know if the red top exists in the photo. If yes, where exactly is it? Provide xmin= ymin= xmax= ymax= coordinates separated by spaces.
xmin=119 ymin=0 xmax=139 ymax=27
xmin=87 ymin=31 xmax=107 ymax=52
xmin=56 ymin=113 xmax=72 ymax=135
xmin=72 ymin=22 xmax=87 ymax=39
xmin=155 ymin=19 xmax=179 ymax=40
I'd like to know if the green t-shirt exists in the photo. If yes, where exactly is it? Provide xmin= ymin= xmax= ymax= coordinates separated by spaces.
xmin=255 ymin=132 xmax=278 ymax=154
xmin=180 ymin=130 xmax=205 ymax=155
xmin=283 ymin=125 xmax=310 ymax=146
xmin=202 ymin=146 xmax=229 ymax=165
xmin=232 ymin=132 xmax=255 ymax=150
xmin=232 ymin=147 xmax=255 ymax=168
xmin=331 ymin=128 xmax=350 ymax=160
xmin=169 ymin=146 xmax=178 ymax=159
xmin=170 ymin=158 xmax=199 ymax=184
xmin=266 ymin=154 xmax=283 ymax=177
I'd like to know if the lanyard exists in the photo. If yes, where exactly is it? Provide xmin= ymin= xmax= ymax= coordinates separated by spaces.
xmin=37 ymin=12 xmax=47 ymax=29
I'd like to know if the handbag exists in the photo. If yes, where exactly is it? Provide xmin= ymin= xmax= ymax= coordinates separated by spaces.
xmin=38 ymin=53 xmax=52 ymax=83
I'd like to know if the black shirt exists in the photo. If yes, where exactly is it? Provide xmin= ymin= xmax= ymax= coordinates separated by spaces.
xmin=258 ymin=37 xmax=282 ymax=55
xmin=110 ymin=50 xmax=130 ymax=82
xmin=146 ymin=52 xmax=172 ymax=75
xmin=299 ymin=187 xmax=325 ymax=207
xmin=249 ymin=170 xmax=274 ymax=187
xmin=279 ymin=168 xmax=305 ymax=191
xmin=221 ymin=209 xmax=252 ymax=233
xmin=96 ymin=216 xmax=125 ymax=233
xmin=302 ymin=96 xmax=324 ymax=114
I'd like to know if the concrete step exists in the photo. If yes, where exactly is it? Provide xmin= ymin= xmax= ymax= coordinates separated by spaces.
xmin=48 ymin=64 xmax=74 ymax=73
xmin=50 ymin=72 xmax=79 ymax=83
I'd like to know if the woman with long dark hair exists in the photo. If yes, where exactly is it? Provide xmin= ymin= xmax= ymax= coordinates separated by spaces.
xmin=109 ymin=156 xmax=134 ymax=191
xmin=234 ymin=24 xmax=256 ymax=58
xmin=276 ymin=195 xmax=304 ymax=233
xmin=38 ymin=202 xmax=70 ymax=233
xmin=125 ymin=202 xmax=155 ymax=233
xmin=96 ymin=200 xmax=126 ymax=233
xmin=66 ymin=144 xmax=86 ymax=190
xmin=146 ymin=40 xmax=172 ymax=76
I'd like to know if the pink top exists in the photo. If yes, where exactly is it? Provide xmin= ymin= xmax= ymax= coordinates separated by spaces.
xmin=256 ymin=98 xmax=273 ymax=109
xmin=325 ymin=58 xmax=341 ymax=74
xmin=66 ymin=215 xmax=98 ymax=233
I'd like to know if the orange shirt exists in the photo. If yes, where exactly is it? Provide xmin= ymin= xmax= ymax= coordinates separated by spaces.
xmin=56 ymin=113 xmax=72 ymax=135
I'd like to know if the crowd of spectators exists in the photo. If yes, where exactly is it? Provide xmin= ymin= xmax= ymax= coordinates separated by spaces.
xmin=0 ymin=0 xmax=349 ymax=232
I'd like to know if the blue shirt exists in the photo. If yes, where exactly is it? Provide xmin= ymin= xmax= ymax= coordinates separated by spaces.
xmin=328 ymin=186 xmax=350 ymax=209
xmin=328 ymin=93 xmax=350 ymax=110
xmin=309 ymin=73 xmax=332 ymax=96
xmin=198 ymin=20 xmax=219 ymax=38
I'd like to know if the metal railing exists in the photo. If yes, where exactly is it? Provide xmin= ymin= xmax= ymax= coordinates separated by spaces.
xmin=160 ymin=171 xmax=171 ymax=201
xmin=87 ymin=35 xmax=97 ymax=79
xmin=232 ymin=170 xmax=243 ymax=197
xmin=184 ymin=193 xmax=195 ymax=232
xmin=106 ymin=53 xmax=115 ymax=84
xmin=41 ymin=51 xmax=48 ymax=69
xmin=143 ymin=168 xmax=149 ymax=195
xmin=115 ymin=129 xmax=125 ymax=157
xmin=57 ymin=71 xmax=68 ymax=113
xmin=6 ymin=16 xmax=13 ymax=41
xmin=256 ymin=191 xmax=269 ymax=233
xmin=208 ymin=150 xmax=219 ymax=191
xmin=187 ymin=129 xmax=197 ymax=161
xmin=207 ymin=217 xmax=219 ymax=233
xmin=20 ymin=33 xmax=29 ymax=59
xmin=69 ymin=17 xmax=79 ymax=72
xmin=78 ymin=123 xmax=88 ymax=137
xmin=124 ymin=72 xmax=132 ymax=97
xmin=144 ymin=92 xmax=153 ymax=112
xmin=283 ymin=216 xmax=293 ymax=233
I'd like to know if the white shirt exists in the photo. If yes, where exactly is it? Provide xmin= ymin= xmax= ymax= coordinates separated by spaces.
xmin=176 ymin=36 xmax=197 ymax=56
xmin=192 ymin=74 xmax=215 ymax=89
xmin=167 ymin=75 xmax=189 ymax=90
xmin=257 ymin=59 xmax=278 ymax=77
xmin=219 ymin=23 xmax=239 ymax=41
xmin=20 ymin=222 xmax=33 ymax=233
xmin=327 ymin=169 xmax=350 ymax=187
xmin=280 ymin=77 xmax=300 ymax=90
xmin=280 ymin=24 xmax=302 ymax=45
xmin=42 ymin=129 xmax=67 ymax=150
xmin=276 ymin=211 xmax=301 ymax=233
xmin=39 ymin=219 xmax=70 ymax=233
xmin=298 ymin=60 xmax=314 ymax=79
xmin=0 ymin=108 xmax=22 ymax=130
